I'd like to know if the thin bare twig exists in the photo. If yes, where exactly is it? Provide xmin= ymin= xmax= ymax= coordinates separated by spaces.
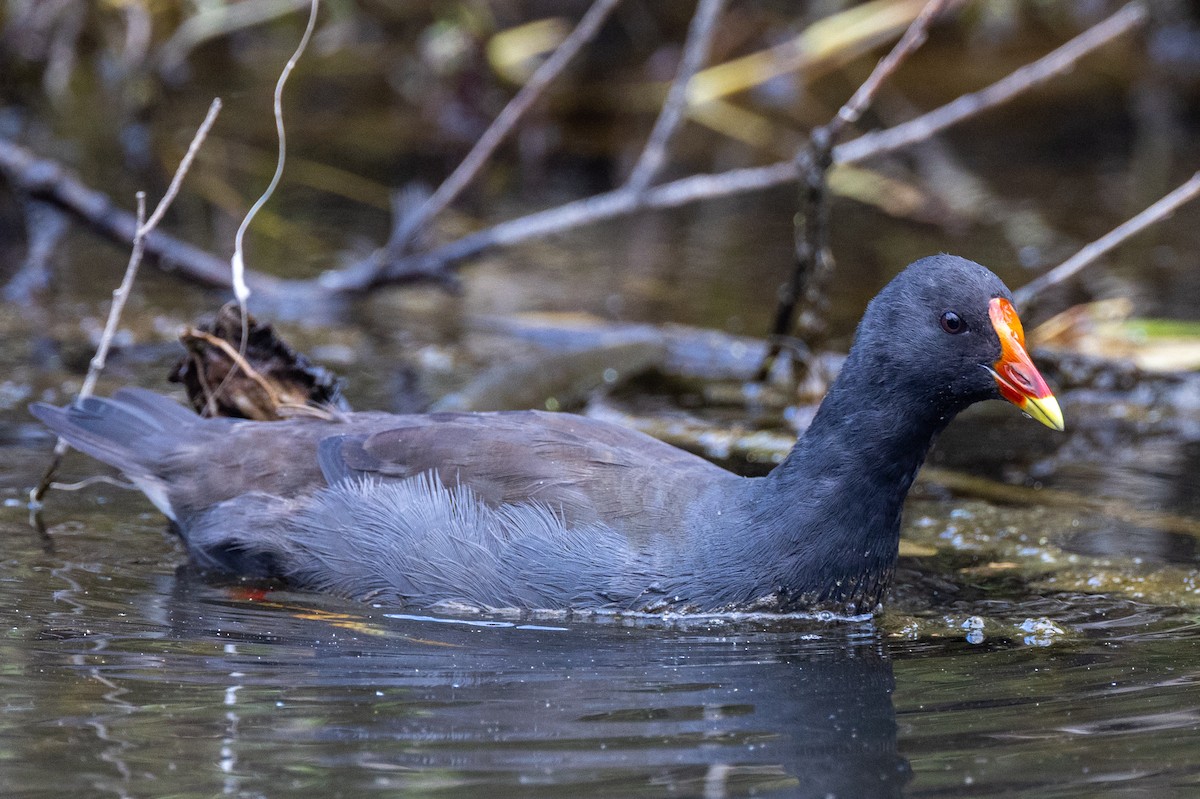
xmin=835 ymin=2 xmax=1148 ymax=164
xmin=757 ymin=0 xmax=958 ymax=383
xmin=76 ymin=192 xmax=149 ymax=403
xmin=29 ymin=193 xmax=145 ymax=505
xmin=826 ymin=0 xmax=960 ymax=141
xmin=231 ymin=0 xmax=318 ymax=305
xmin=626 ymin=0 xmax=726 ymax=192
xmin=1014 ymin=170 xmax=1200 ymax=306
xmin=81 ymin=98 xmax=224 ymax=400
xmin=144 ymin=99 xmax=226 ymax=248
xmin=361 ymin=2 xmax=1144 ymax=291
xmin=44 ymin=475 xmax=140 ymax=493
xmin=32 ymin=98 xmax=222 ymax=505
xmin=399 ymin=0 xmax=621 ymax=241
xmin=221 ymin=0 xmax=317 ymax=416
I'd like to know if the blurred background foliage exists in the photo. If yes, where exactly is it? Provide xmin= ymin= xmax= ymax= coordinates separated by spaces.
xmin=0 ymin=1 xmax=1198 ymax=345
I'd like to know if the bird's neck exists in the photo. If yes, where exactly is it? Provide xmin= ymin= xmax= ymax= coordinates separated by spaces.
xmin=741 ymin=354 xmax=952 ymax=611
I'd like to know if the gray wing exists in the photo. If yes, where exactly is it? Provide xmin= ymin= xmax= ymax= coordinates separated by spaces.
xmin=314 ymin=410 xmax=740 ymax=542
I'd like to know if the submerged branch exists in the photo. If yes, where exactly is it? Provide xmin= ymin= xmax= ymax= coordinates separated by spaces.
xmin=3 ymin=199 xmax=69 ymax=302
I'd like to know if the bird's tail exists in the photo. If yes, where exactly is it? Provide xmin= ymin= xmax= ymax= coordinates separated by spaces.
xmin=29 ymin=388 xmax=204 ymax=519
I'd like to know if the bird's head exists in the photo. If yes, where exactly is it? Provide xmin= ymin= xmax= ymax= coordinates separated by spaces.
xmin=854 ymin=254 xmax=1063 ymax=431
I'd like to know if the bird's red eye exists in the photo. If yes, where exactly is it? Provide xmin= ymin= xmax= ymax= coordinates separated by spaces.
xmin=940 ymin=311 xmax=965 ymax=334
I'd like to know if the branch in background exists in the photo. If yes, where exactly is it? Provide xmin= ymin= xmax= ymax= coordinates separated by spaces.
xmin=3 ymin=199 xmax=69 ymax=303
xmin=825 ymin=0 xmax=960 ymax=141
xmin=31 ymin=98 xmax=222 ymax=505
xmin=357 ymin=1 xmax=1145 ymax=294
xmin=625 ymin=0 xmax=726 ymax=192
xmin=0 ymin=137 xmax=265 ymax=292
xmin=0 ymin=2 xmax=1148 ymax=304
xmin=757 ymin=0 xmax=959 ymax=383
xmin=870 ymin=90 xmax=1072 ymax=265
xmin=143 ymin=100 xmax=225 ymax=235
xmin=1014 ymin=170 xmax=1200 ymax=307
xmin=319 ymin=0 xmax=625 ymax=295
xmin=835 ymin=2 xmax=1148 ymax=164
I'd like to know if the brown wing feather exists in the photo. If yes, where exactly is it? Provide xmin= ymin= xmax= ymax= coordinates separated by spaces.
xmin=346 ymin=411 xmax=738 ymax=541
xmin=160 ymin=410 xmax=739 ymax=544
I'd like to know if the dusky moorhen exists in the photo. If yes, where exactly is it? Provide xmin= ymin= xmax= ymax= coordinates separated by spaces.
xmin=31 ymin=255 xmax=1062 ymax=614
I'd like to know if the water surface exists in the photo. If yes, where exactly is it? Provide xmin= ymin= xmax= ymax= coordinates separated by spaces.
xmin=3 ymin=3 xmax=1200 ymax=797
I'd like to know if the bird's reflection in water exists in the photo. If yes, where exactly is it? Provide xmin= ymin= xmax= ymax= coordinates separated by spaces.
xmin=139 ymin=574 xmax=912 ymax=799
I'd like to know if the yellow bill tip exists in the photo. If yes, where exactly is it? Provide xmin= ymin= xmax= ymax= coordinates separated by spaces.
xmin=1021 ymin=393 xmax=1065 ymax=432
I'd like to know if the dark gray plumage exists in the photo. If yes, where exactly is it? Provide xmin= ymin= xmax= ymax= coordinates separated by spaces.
xmin=30 ymin=255 xmax=1061 ymax=614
